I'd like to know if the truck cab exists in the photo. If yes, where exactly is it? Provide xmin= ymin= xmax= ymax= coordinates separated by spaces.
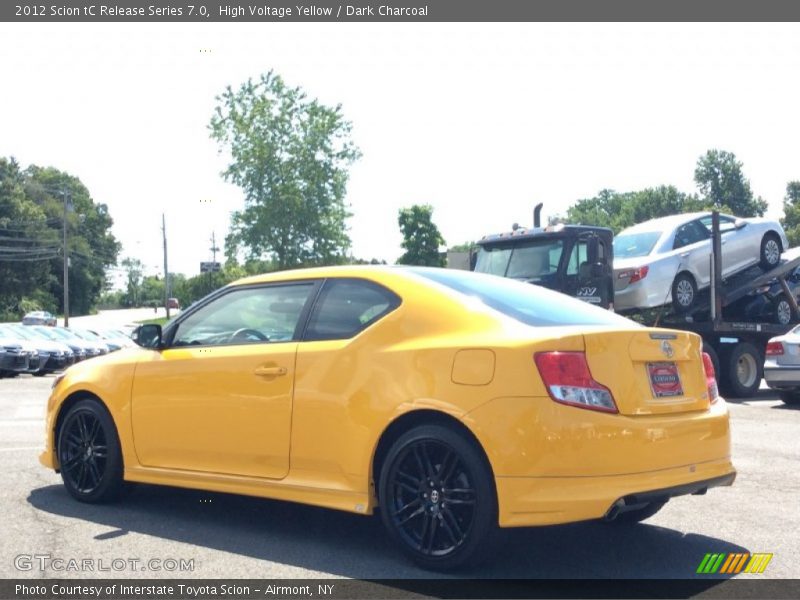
xmin=473 ymin=205 xmax=615 ymax=309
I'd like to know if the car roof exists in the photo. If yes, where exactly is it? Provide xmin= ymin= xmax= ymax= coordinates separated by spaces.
xmin=619 ymin=211 xmax=717 ymax=234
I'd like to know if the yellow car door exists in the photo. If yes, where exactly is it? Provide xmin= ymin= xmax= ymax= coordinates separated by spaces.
xmin=130 ymin=281 xmax=318 ymax=479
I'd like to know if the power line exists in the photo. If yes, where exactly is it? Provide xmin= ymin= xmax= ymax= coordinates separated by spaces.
xmin=0 ymin=253 xmax=60 ymax=262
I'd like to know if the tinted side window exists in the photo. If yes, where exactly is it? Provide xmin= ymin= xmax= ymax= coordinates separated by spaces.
xmin=566 ymin=241 xmax=588 ymax=275
xmin=673 ymin=221 xmax=710 ymax=250
xmin=304 ymin=279 xmax=400 ymax=341
xmin=171 ymin=283 xmax=315 ymax=347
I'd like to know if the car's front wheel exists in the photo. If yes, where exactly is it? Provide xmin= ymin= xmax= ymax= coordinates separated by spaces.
xmin=57 ymin=399 xmax=124 ymax=503
xmin=378 ymin=424 xmax=497 ymax=571
xmin=774 ymin=295 xmax=794 ymax=326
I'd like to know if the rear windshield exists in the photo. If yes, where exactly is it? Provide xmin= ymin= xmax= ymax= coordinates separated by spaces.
xmin=411 ymin=268 xmax=638 ymax=328
xmin=613 ymin=231 xmax=662 ymax=258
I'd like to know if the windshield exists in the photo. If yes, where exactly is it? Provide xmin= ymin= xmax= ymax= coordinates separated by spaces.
xmin=475 ymin=239 xmax=564 ymax=280
xmin=613 ymin=231 xmax=662 ymax=258
xmin=412 ymin=268 xmax=636 ymax=328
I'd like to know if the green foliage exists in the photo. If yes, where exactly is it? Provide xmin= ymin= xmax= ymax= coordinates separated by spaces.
xmin=120 ymin=258 xmax=144 ymax=307
xmin=348 ymin=257 xmax=387 ymax=265
xmin=448 ymin=241 xmax=477 ymax=253
xmin=694 ymin=149 xmax=767 ymax=217
xmin=0 ymin=157 xmax=120 ymax=319
xmin=567 ymin=186 xmax=704 ymax=234
xmin=781 ymin=181 xmax=800 ymax=247
xmin=209 ymin=71 xmax=361 ymax=270
xmin=172 ymin=265 xmax=248 ymax=309
xmin=397 ymin=204 xmax=446 ymax=267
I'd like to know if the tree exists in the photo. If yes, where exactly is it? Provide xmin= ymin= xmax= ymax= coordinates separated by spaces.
xmin=694 ymin=149 xmax=767 ymax=217
xmin=0 ymin=158 xmax=55 ymax=320
xmin=0 ymin=158 xmax=120 ymax=319
xmin=781 ymin=181 xmax=800 ymax=247
xmin=210 ymin=71 xmax=361 ymax=270
xmin=448 ymin=241 xmax=477 ymax=253
xmin=397 ymin=204 xmax=446 ymax=267
xmin=120 ymin=258 xmax=144 ymax=307
xmin=566 ymin=187 xmax=702 ymax=234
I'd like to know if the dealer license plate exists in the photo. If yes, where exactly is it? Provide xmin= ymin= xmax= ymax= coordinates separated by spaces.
xmin=647 ymin=362 xmax=684 ymax=398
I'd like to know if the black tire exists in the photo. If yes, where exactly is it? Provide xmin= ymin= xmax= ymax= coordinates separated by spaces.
xmin=378 ymin=424 xmax=497 ymax=571
xmin=719 ymin=343 xmax=762 ymax=398
xmin=57 ymin=398 xmax=124 ymax=503
xmin=702 ymin=342 xmax=720 ymax=385
xmin=774 ymin=295 xmax=794 ymax=326
xmin=607 ymin=501 xmax=666 ymax=525
xmin=760 ymin=233 xmax=782 ymax=269
xmin=672 ymin=272 xmax=697 ymax=314
xmin=778 ymin=391 xmax=800 ymax=406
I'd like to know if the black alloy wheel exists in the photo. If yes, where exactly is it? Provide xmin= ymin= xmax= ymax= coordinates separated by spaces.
xmin=57 ymin=399 xmax=124 ymax=503
xmin=379 ymin=424 xmax=496 ymax=570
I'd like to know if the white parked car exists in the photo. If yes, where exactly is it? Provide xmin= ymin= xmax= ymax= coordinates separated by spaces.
xmin=613 ymin=212 xmax=789 ymax=313
xmin=764 ymin=328 xmax=800 ymax=405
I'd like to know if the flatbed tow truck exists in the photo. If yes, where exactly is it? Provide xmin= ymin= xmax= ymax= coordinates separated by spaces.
xmin=473 ymin=208 xmax=800 ymax=398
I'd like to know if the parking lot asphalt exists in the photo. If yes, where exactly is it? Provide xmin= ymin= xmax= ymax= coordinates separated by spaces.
xmin=1 ymin=374 xmax=798 ymax=582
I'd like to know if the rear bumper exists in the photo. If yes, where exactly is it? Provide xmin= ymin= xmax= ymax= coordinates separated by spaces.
xmin=764 ymin=366 xmax=800 ymax=389
xmin=496 ymin=457 xmax=736 ymax=527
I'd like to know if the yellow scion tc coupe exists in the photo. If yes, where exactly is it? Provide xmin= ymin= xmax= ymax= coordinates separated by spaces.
xmin=41 ymin=266 xmax=735 ymax=569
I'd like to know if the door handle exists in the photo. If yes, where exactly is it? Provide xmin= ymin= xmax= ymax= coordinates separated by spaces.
xmin=254 ymin=366 xmax=287 ymax=377
xmin=680 ymin=252 xmax=690 ymax=258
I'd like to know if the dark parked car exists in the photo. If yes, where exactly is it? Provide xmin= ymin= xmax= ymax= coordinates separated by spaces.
xmin=724 ymin=267 xmax=800 ymax=326
xmin=30 ymin=326 xmax=86 ymax=362
xmin=0 ymin=335 xmax=31 ymax=377
xmin=3 ymin=324 xmax=74 ymax=373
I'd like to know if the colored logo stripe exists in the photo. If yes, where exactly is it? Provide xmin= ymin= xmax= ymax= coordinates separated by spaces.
xmin=697 ymin=553 xmax=772 ymax=574
xmin=745 ymin=553 xmax=773 ymax=574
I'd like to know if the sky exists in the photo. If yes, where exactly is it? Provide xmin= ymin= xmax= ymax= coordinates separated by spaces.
xmin=1 ymin=22 xmax=799 ymax=285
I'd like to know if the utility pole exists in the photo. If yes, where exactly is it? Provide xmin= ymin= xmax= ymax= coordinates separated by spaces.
xmin=61 ymin=190 xmax=70 ymax=327
xmin=162 ymin=213 xmax=170 ymax=320
xmin=210 ymin=231 xmax=219 ymax=265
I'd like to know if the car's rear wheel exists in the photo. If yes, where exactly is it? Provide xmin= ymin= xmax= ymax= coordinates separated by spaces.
xmin=778 ymin=391 xmax=800 ymax=406
xmin=607 ymin=501 xmax=666 ymax=525
xmin=719 ymin=343 xmax=762 ymax=398
xmin=760 ymin=233 xmax=782 ymax=269
xmin=57 ymin=399 xmax=124 ymax=503
xmin=378 ymin=424 xmax=496 ymax=571
xmin=672 ymin=272 xmax=697 ymax=314
xmin=774 ymin=296 xmax=794 ymax=326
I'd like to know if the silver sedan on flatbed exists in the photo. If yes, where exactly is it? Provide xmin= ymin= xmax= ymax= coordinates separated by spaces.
xmin=613 ymin=212 xmax=788 ymax=314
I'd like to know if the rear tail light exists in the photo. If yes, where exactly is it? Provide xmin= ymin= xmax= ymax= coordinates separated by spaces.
xmin=702 ymin=352 xmax=719 ymax=403
xmin=766 ymin=341 xmax=785 ymax=356
xmin=534 ymin=352 xmax=618 ymax=413
xmin=618 ymin=266 xmax=649 ymax=284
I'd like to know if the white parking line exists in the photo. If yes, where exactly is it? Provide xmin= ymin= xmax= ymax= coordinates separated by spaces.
xmin=0 ymin=447 xmax=41 ymax=452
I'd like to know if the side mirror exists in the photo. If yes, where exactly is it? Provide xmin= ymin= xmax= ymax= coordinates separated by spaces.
xmin=734 ymin=218 xmax=748 ymax=230
xmin=134 ymin=324 xmax=163 ymax=349
xmin=469 ymin=251 xmax=478 ymax=271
